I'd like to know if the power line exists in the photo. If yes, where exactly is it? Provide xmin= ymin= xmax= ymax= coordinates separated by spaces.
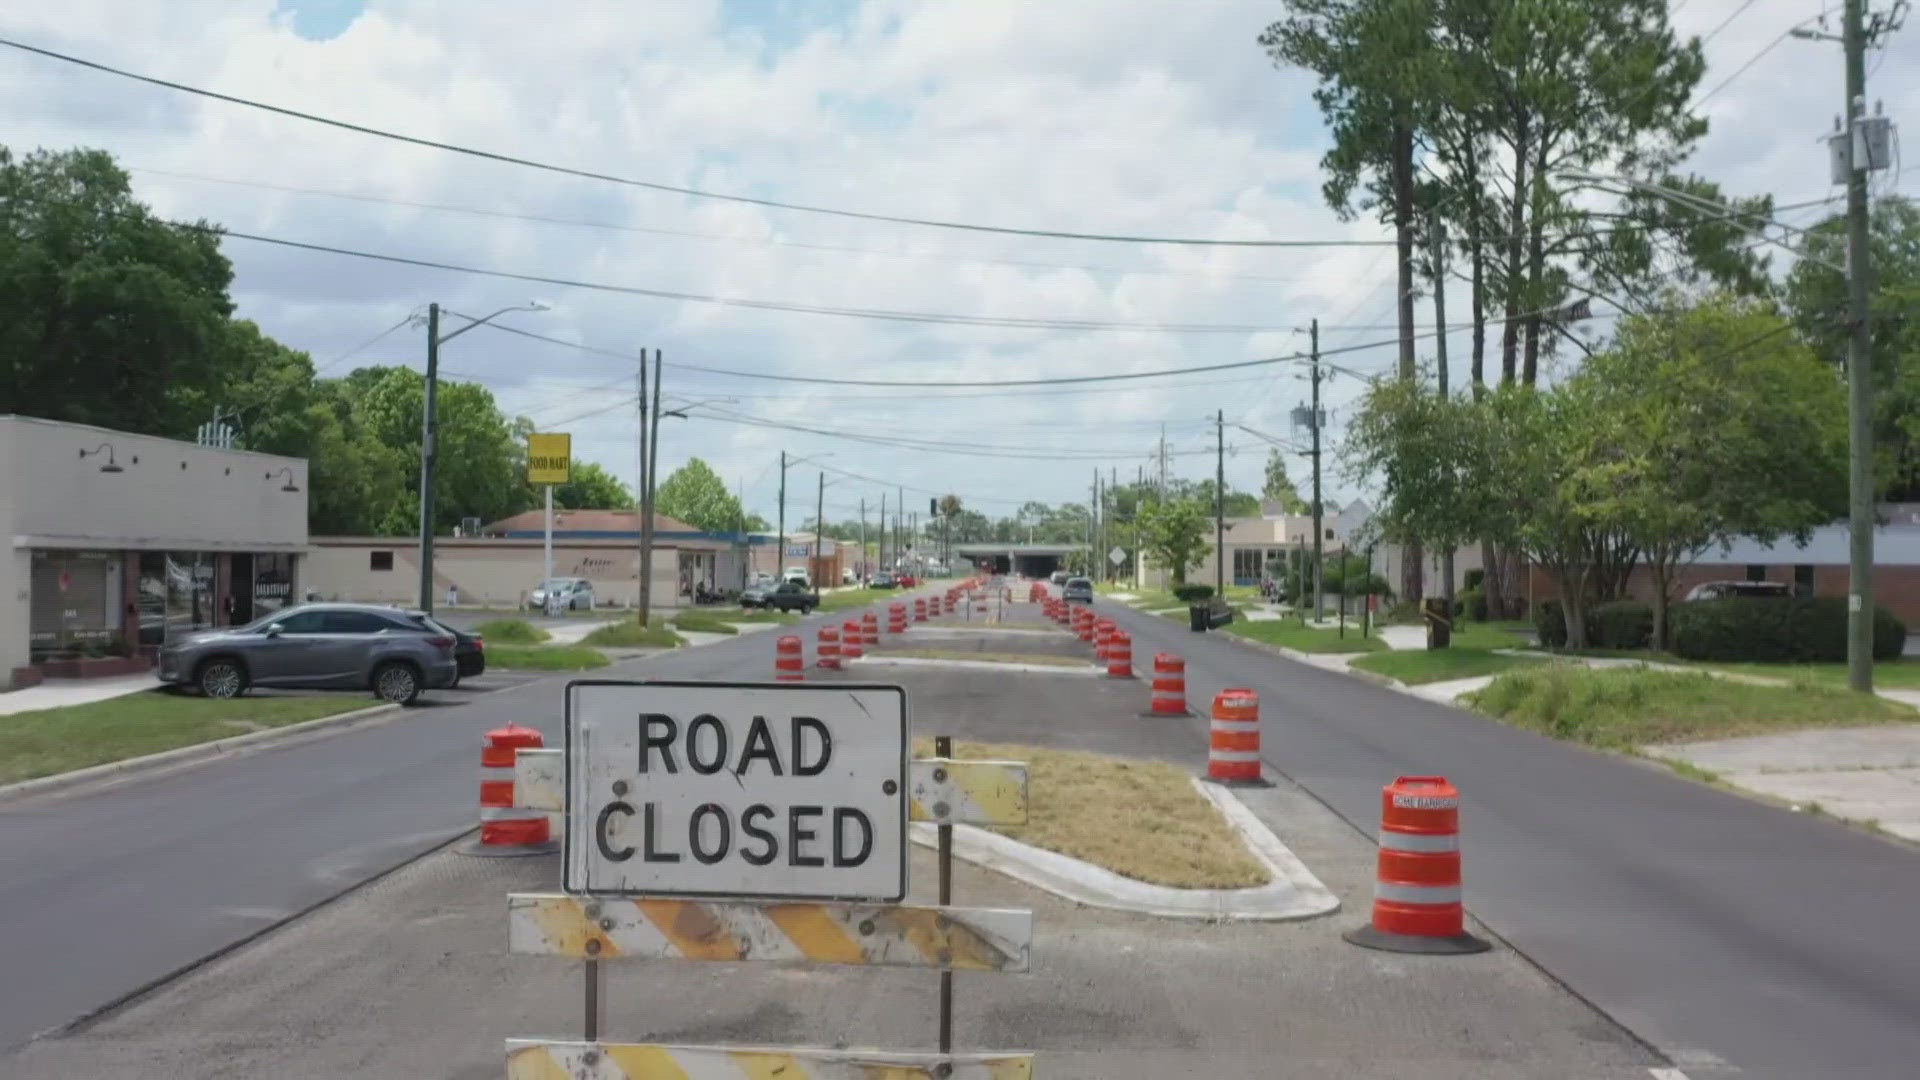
xmin=1 ymin=36 xmax=1393 ymax=249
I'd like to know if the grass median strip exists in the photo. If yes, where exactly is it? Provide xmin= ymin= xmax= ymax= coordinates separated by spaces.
xmin=887 ymin=649 xmax=1089 ymax=667
xmin=0 ymin=690 xmax=379 ymax=784
xmin=487 ymin=645 xmax=610 ymax=670
xmin=579 ymin=621 xmax=685 ymax=648
xmin=914 ymin=739 xmax=1270 ymax=889
xmin=1350 ymin=648 xmax=1554 ymax=685
xmin=669 ymin=611 xmax=740 ymax=635
xmin=474 ymin=618 xmax=550 ymax=644
xmin=1463 ymin=666 xmax=1916 ymax=747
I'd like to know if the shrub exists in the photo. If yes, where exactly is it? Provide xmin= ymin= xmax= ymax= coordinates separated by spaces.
xmin=1587 ymin=600 xmax=1653 ymax=650
xmin=1456 ymin=587 xmax=1488 ymax=622
xmin=1464 ymin=568 xmax=1486 ymax=591
xmin=1534 ymin=599 xmax=1568 ymax=648
xmin=1172 ymin=584 xmax=1215 ymax=602
xmin=1670 ymin=596 xmax=1906 ymax=663
xmin=475 ymin=618 xmax=549 ymax=644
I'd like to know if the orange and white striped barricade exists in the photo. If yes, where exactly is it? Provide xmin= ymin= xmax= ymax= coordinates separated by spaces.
xmin=774 ymin=634 xmax=805 ymax=681
xmin=1205 ymin=688 xmax=1264 ymax=786
xmin=862 ymin=610 xmax=881 ymax=647
xmin=1094 ymin=618 xmax=1116 ymax=662
xmin=1147 ymin=653 xmax=1189 ymax=716
xmin=1105 ymin=630 xmax=1133 ymax=678
xmin=913 ymin=597 xmax=928 ymax=622
xmin=888 ymin=602 xmax=909 ymax=634
xmin=816 ymin=625 xmax=842 ymax=670
xmin=841 ymin=619 xmax=865 ymax=660
xmin=1074 ymin=607 xmax=1096 ymax=643
xmin=1344 ymin=776 xmax=1489 ymax=955
xmin=464 ymin=722 xmax=557 ymax=857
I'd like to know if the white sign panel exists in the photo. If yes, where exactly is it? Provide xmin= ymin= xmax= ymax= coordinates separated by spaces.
xmin=564 ymin=680 xmax=908 ymax=901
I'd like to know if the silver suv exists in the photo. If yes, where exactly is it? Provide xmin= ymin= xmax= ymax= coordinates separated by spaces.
xmin=157 ymin=604 xmax=460 ymax=705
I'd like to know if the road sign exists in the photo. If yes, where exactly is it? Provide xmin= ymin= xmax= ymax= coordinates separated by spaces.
xmin=564 ymin=680 xmax=908 ymax=901
xmin=527 ymin=432 xmax=571 ymax=485
xmin=1108 ymin=546 xmax=1126 ymax=566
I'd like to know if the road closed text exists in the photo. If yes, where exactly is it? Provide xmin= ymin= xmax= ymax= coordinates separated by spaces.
xmin=593 ymin=714 xmax=875 ymax=869
xmin=565 ymin=682 xmax=907 ymax=900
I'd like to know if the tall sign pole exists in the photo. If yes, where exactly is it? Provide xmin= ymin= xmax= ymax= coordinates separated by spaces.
xmin=528 ymin=433 xmax=572 ymax=603
xmin=1310 ymin=320 xmax=1324 ymax=621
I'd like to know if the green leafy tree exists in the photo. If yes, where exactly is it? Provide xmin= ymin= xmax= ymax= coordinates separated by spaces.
xmin=0 ymin=146 xmax=236 ymax=433
xmin=546 ymin=460 xmax=631 ymax=510
xmin=938 ymin=494 xmax=963 ymax=519
xmin=1137 ymin=498 xmax=1214 ymax=585
xmin=655 ymin=457 xmax=751 ymax=533
xmin=1342 ymin=377 xmax=1482 ymax=574
xmin=1262 ymin=448 xmax=1308 ymax=513
xmin=1784 ymin=197 xmax=1920 ymax=501
xmin=1576 ymin=296 xmax=1847 ymax=647
xmin=345 ymin=367 xmax=525 ymax=534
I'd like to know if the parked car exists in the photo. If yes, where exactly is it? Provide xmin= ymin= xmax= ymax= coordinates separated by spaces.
xmin=412 ymin=612 xmax=485 ymax=684
xmin=868 ymin=572 xmax=897 ymax=589
xmin=842 ymin=568 xmax=858 ymax=585
xmin=156 ymin=603 xmax=460 ymax=705
xmin=1683 ymin=580 xmax=1793 ymax=602
xmin=783 ymin=567 xmax=811 ymax=587
xmin=742 ymin=580 xmax=818 ymax=613
xmin=1050 ymin=570 xmax=1070 ymax=585
xmin=896 ymin=572 xmax=918 ymax=588
xmin=528 ymin=577 xmax=594 ymax=611
xmin=1062 ymin=577 xmax=1094 ymax=603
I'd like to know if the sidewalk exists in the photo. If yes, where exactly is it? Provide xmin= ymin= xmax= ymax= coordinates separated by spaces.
xmin=0 ymin=673 xmax=159 ymax=717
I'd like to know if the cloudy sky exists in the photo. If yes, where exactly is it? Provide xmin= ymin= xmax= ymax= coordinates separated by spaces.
xmin=4 ymin=0 xmax=1914 ymax=527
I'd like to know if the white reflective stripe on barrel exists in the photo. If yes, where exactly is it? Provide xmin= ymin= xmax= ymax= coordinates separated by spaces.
xmin=1373 ymin=882 xmax=1462 ymax=905
xmin=1207 ymin=749 xmax=1261 ymax=763
xmin=1210 ymin=720 xmax=1257 ymax=733
xmin=1378 ymin=830 xmax=1460 ymax=853
xmin=481 ymin=766 xmax=515 ymax=782
xmin=481 ymin=806 xmax=545 ymax=822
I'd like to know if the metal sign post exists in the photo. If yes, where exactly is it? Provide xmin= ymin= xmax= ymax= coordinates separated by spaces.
xmin=505 ymin=681 xmax=1036 ymax=1078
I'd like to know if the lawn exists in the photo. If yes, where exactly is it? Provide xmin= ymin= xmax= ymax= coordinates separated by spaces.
xmin=669 ymin=611 xmax=739 ymax=635
xmin=818 ymin=587 xmax=904 ymax=613
xmin=887 ymin=649 xmax=1090 ymax=667
xmin=473 ymin=618 xmax=549 ymax=644
xmin=1222 ymin=619 xmax=1384 ymax=653
xmin=1463 ymin=666 xmax=1915 ymax=748
xmin=1447 ymin=621 xmax=1536 ymax=650
xmin=1526 ymin=644 xmax=1920 ymax=690
xmin=578 ymin=621 xmax=685 ymax=649
xmin=0 ymin=690 xmax=378 ymax=784
xmin=487 ymin=645 xmax=610 ymax=670
xmin=916 ymin=740 xmax=1268 ymax=889
xmin=1350 ymin=648 xmax=1555 ymax=685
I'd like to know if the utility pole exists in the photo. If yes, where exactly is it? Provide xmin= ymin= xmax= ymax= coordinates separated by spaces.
xmin=878 ymin=491 xmax=887 ymax=575
xmin=776 ymin=451 xmax=788 ymax=591
xmin=641 ymin=343 xmax=656 ymax=614
xmin=1215 ymin=409 xmax=1226 ymax=597
xmin=1309 ymin=319 xmax=1324 ymax=623
xmin=859 ymin=497 xmax=868 ymax=583
xmin=896 ymin=487 xmax=905 ymax=570
xmin=1158 ymin=423 xmax=1168 ymax=497
xmin=814 ymin=472 xmax=825 ymax=600
xmin=1431 ymin=222 xmax=1455 ymax=611
xmin=1843 ymin=0 xmax=1879 ymax=691
xmin=417 ymin=303 xmax=441 ymax=612
xmin=638 ymin=349 xmax=663 ymax=625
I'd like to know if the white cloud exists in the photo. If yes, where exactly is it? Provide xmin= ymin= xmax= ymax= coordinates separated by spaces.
xmin=5 ymin=0 xmax=1910 ymax=521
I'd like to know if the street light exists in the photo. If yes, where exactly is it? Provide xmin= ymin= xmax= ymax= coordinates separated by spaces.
xmin=417 ymin=300 xmax=549 ymax=612
xmin=777 ymin=452 xmax=833 ymax=590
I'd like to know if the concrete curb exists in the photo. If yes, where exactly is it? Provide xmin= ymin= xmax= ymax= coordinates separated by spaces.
xmin=0 ymin=700 xmax=402 ymax=803
xmin=909 ymin=777 xmax=1340 ymax=921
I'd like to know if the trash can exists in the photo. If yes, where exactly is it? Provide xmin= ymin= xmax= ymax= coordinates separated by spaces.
xmin=1423 ymin=597 xmax=1452 ymax=649
xmin=1189 ymin=603 xmax=1210 ymax=633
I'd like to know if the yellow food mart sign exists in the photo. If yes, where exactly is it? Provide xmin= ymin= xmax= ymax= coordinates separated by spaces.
xmin=527 ymin=432 xmax=571 ymax=485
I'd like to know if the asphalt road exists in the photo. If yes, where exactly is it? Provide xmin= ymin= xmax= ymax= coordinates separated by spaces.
xmin=0 ymin=619 xmax=792 ymax=1051
xmin=1100 ymin=600 xmax=1920 ymax=1080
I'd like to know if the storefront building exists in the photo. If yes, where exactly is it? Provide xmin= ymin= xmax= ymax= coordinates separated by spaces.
xmin=2 ymin=416 xmax=309 ymax=689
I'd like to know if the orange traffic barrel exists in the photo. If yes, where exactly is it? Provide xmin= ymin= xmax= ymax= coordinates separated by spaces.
xmin=861 ymin=610 xmax=881 ymax=647
xmin=774 ymin=634 xmax=805 ymax=681
xmin=913 ymin=597 xmax=928 ymax=622
xmin=1149 ymin=653 xmax=1189 ymax=716
xmin=1206 ymin=689 xmax=1263 ymax=786
xmin=1094 ymin=618 xmax=1116 ymax=661
xmin=1074 ymin=607 xmax=1095 ymax=642
xmin=841 ymin=619 xmax=864 ymax=660
xmin=466 ymin=722 xmax=557 ymax=857
xmin=1106 ymin=630 xmax=1133 ymax=678
xmin=888 ymin=602 xmax=908 ymax=634
xmin=1343 ymin=776 xmax=1490 ymax=955
xmin=816 ymin=625 xmax=842 ymax=670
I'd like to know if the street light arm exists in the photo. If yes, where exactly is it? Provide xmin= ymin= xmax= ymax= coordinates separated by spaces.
xmin=435 ymin=301 xmax=549 ymax=345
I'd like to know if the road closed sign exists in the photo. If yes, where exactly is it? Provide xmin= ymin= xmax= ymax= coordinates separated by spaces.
xmin=563 ymin=680 xmax=908 ymax=901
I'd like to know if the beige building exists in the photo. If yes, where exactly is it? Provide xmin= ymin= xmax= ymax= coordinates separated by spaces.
xmin=2 ymin=415 xmax=309 ymax=689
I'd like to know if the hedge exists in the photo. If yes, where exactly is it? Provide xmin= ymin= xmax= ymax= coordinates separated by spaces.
xmin=1171 ymin=583 xmax=1215 ymax=602
xmin=1456 ymin=587 xmax=1488 ymax=622
xmin=1587 ymin=600 xmax=1653 ymax=650
xmin=1534 ymin=598 xmax=1568 ymax=648
xmin=1669 ymin=596 xmax=1906 ymax=663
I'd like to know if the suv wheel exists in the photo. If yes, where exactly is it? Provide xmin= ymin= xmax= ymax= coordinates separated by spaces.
xmin=372 ymin=661 xmax=422 ymax=706
xmin=197 ymin=658 xmax=248 ymax=699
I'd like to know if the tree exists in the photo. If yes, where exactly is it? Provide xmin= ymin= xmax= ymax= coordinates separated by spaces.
xmin=654 ymin=457 xmax=751 ymax=533
xmin=938 ymin=494 xmax=963 ymax=519
xmin=1342 ymin=378 xmax=1482 ymax=576
xmin=547 ymin=461 xmax=631 ymax=510
xmin=0 ymin=145 xmax=237 ymax=434
xmin=1262 ymin=448 xmax=1309 ymax=513
xmin=1784 ymin=197 xmax=1920 ymax=501
xmin=345 ymin=367 xmax=525 ymax=535
xmin=1576 ymin=296 xmax=1847 ymax=648
xmin=1136 ymin=498 xmax=1213 ymax=585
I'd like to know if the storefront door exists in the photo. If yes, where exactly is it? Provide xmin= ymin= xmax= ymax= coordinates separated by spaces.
xmin=228 ymin=553 xmax=254 ymax=626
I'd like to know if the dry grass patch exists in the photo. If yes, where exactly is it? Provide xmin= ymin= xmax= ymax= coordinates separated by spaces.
xmin=914 ymin=739 xmax=1269 ymax=889
xmin=889 ymin=649 xmax=1088 ymax=667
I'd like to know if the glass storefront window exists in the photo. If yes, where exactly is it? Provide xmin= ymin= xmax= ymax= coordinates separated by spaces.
xmin=137 ymin=552 xmax=168 ymax=648
xmin=254 ymin=553 xmax=294 ymax=617
xmin=165 ymin=552 xmax=215 ymax=643
xmin=29 ymin=550 xmax=123 ymax=658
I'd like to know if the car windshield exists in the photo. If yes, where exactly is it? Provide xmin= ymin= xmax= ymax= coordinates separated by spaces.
xmin=1067 ymin=578 xmax=1090 ymax=588
xmin=540 ymin=579 xmax=571 ymax=590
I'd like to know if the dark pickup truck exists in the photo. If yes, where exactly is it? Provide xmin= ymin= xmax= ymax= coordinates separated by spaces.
xmin=741 ymin=580 xmax=818 ymax=614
